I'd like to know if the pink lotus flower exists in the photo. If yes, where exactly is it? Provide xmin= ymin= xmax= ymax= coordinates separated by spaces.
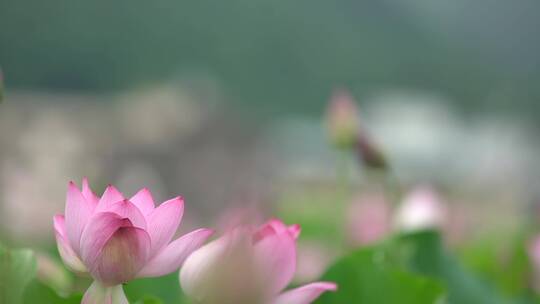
xmin=180 ymin=219 xmax=337 ymax=304
xmin=53 ymin=179 xmax=213 ymax=304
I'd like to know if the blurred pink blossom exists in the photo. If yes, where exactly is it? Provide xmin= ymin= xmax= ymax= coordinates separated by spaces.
xmin=395 ymin=185 xmax=447 ymax=232
xmin=528 ymin=235 xmax=540 ymax=291
xmin=529 ymin=236 xmax=540 ymax=272
xmin=346 ymin=193 xmax=391 ymax=246
xmin=180 ymin=219 xmax=337 ymax=304
xmin=326 ymin=89 xmax=360 ymax=149
xmin=53 ymin=179 xmax=213 ymax=303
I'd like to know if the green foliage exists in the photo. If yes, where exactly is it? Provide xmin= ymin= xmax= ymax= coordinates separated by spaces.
xmin=124 ymin=273 xmax=188 ymax=304
xmin=23 ymin=281 xmax=82 ymax=304
xmin=134 ymin=295 xmax=164 ymax=304
xmin=458 ymin=233 xmax=533 ymax=297
xmin=315 ymin=246 xmax=446 ymax=304
xmin=0 ymin=244 xmax=37 ymax=304
xmin=396 ymin=231 xmax=504 ymax=303
xmin=314 ymin=230 xmax=540 ymax=304
xmin=395 ymin=230 xmax=539 ymax=304
xmin=0 ymin=244 xmax=81 ymax=304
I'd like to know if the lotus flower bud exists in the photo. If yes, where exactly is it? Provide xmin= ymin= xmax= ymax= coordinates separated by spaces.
xmin=346 ymin=193 xmax=391 ymax=246
xmin=529 ymin=235 xmax=540 ymax=290
xmin=395 ymin=185 xmax=447 ymax=232
xmin=326 ymin=89 xmax=360 ymax=149
xmin=53 ymin=179 xmax=213 ymax=303
xmin=180 ymin=219 xmax=337 ymax=304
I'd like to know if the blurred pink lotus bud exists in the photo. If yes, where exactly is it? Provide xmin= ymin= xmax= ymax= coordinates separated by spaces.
xmin=53 ymin=178 xmax=213 ymax=303
xmin=180 ymin=219 xmax=337 ymax=304
xmin=326 ymin=89 xmax=360 ymax=149
xmin=443 ymin=203 xmax=471 ymax=246
xmin=395 ymin=186 xmax=447 ymax=232
xmin=529 ymin=236 xmax=540 ymax=284
xmin=346 ymin=193 xmax=391 ymax=246
xmin=530 ymin=235 xmax=540 ymax=266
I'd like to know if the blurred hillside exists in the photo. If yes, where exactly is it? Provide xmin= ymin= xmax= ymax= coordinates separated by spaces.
xmin=1 ymin=0 xmax=539 ymax=119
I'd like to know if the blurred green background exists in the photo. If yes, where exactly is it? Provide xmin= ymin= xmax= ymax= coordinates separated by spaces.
xmin=1 ymin=0 xmax=540 ymax=118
